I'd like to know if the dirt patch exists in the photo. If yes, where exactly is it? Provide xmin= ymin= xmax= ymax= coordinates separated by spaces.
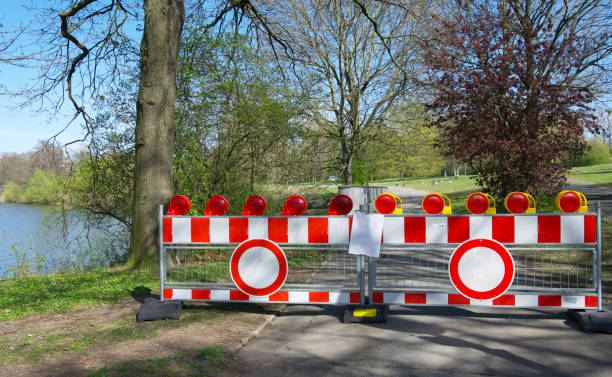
xmin=0 ymin=299 xmax=277 ymax=377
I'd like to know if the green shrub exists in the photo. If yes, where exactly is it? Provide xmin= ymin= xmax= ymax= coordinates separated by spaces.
xmin=1 ymin=181 xmax=25 ymax=202
xmin=575 ymin=137 xmax=611 ymax=167
xmin=24 ymin=169 xmax=61 ymax=204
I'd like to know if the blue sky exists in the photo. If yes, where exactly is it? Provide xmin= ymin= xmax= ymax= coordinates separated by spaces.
xmin=0 ymin=1 xmax=82 ymax=154
xmin=1 ymin=1 xmax=608 ymax=155
xmin=0 ymin=1 xmax=140 ymax=155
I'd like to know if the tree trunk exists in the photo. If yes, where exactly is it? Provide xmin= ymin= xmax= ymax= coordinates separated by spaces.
xmin=341 ymin=138 xmax=353 ymax=185
xmin=127 ymin=0 xmax=185 ymax=270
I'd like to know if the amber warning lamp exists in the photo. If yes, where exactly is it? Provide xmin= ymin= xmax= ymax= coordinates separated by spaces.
xmin=282 ymin=195 xmax=308 ymax=216
xmin=375 ymin=193 xmax=403 ymax=215
xmin=465 ymin=192 xmax=496 ymax=214
xmin=167 ymin=195 xmax=191 ymax=216
xmin=504 ymin=192 xmax=536 ymax=214
xmin=421 ymin=193 xmax=452 ymax=215
xmin=328 ymin=194 xmax=353 ymax=215
xmin=242 ymin=195 xmax=267 ymax=216
xmin=204 ymin=195 xmax=229 ymax=216
xmin=555 ymin=190 xmax=588 ymax=213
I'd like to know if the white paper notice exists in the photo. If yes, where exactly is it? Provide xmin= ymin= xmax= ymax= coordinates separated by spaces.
xmin=348 ymin=211 xmax=384 ymax=258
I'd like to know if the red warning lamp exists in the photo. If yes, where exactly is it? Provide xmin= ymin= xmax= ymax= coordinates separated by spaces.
xmin=421 ymin=193 xmax=452 ymax=214
xmin=466 ymin=192 xmax=496 ymax=214
xmin=375 ymin=193 xmax=403 ymax=215
xmin=167 ymin=195 xmax=191 ymax=216
xmin=504 ymin=192 xmax=536 ymax=214
xmin=555 ymin=190 xmax=588 ymax=213
xmin=204 ymin=195 xmax=229 ymax=216
xmin=328 ymin=194 xmax=353 ymax=215
xmin=242 ymin=195 xmax=267 ymax=216
xmin=375 ymin=194 xmax=396 ymax=214
xmin=282 ymin=195 xmax=308 ymax=216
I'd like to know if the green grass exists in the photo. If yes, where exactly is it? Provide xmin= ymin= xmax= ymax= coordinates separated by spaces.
xmin=567 ymin=163 xmax=612 ymax=187
xmin=0 ymin=268 xmax=158 ymax=321
xmin=374 ymin=163 xmax=612 ymax=193
xmin=0 ymin=302 xmax=264 ymax=366
xmin=86 ymin=345 xmax=228 ymax=377
xmin=373 ymin=175 xmax=481 ymax=194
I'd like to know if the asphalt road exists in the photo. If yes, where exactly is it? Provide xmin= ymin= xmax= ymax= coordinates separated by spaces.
xmin=231 ymin=182 xmax=612 ymax=376
xmin=565 ymin=180 xmax=612 ymax=220
xmin=232 ymin=305 xmax=612 ymax=377
xmin=389 ymin=180 xmax=612 ymax=219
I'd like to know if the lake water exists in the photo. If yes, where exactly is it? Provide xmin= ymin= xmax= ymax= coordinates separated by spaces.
xmin=0 ymin=203 xmax=128 ymax=277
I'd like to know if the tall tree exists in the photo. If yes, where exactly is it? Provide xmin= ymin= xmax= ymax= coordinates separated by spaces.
xmin=423 ymin=0 xmax=611 ymax=196
xmin=2 ymin=0 xmax=426 ymax=269
xmin=128 ymin=0 xmax=184 ymax=269
xmin=259 ymin=0 xmax=433 ymax=184
xmin=174 ymin=27 xmax=299 ymax=212
xmin=362 ymin=102 xmax=444 ymax=181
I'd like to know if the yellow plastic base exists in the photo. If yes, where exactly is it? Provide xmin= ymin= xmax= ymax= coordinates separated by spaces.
xmin=353 ymin=308 xmax=378 ymax=317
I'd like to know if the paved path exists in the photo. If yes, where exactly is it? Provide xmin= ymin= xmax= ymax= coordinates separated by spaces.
xmin=232 ymin=305 xmax=612 ymax=377
xmin=564 ymin=180 xmax=612 ymax=220
xmin=386 ymin=186 xmax=429 ymax=213
xmin=387 ymin=181 xmax=612 ymax=220
xmin=230 ymin=182 xmax=612 ymax=376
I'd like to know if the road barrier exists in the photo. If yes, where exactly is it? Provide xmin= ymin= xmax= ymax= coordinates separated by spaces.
xmin=158 ymin=193 xmax=603 ymax=312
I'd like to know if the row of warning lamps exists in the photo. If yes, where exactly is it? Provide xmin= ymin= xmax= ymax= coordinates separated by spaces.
xmin=167 ymin=190 xmax=588 ymax=217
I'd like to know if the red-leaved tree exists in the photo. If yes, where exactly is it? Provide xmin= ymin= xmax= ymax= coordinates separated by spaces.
xmin=423 ymin=0 xmax=610 ymax=197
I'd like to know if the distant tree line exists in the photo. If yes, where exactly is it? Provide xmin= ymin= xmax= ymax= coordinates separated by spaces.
xmin=0 ymin=141 xmax=68 ymax=204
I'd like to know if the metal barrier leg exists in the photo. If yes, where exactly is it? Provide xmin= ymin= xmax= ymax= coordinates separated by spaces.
xmin=159 ymin=205 xmax=165 ymax=302
xmin=136 ymin=204 xmax=181 ymax=322
xmin=368 ymin=256 xmax=376 ymax=303
xmin=358 ymin=255 xmax=365 ymax=305
xmin=597 ymin=202 xmax=603 ymax=312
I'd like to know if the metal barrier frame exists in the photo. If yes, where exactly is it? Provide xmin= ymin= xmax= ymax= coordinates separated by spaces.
xmin=158 ymin=203 xmax=603 ymax=311
xmin=370 ymin=202 xmax=602 ymax=311
xmin=158 ymin=206 xmax=365 ymax=305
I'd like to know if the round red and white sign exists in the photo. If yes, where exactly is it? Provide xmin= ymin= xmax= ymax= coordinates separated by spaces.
xmin=230 ymin=239 xmax=288 ymax=296
xmin=449 ymin=238 xmax=515 ymax=301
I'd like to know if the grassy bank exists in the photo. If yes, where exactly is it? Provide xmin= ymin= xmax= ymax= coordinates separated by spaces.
xmin=0 ymin=299 xmax=266 ymax=368
xmin=87 ymin=346 xmax=229 ymax=377
xmin=567 ymin=163 xmax=612 ymax=187
xmin=0 ymin=268 xmax=158 ymax=321
xmin=0 ymin=267 xmax=275 ymax=373
xmin=386 ymin=163 xmax=612 ymax=194
xmin=371 ymin=175 xmax=481 ymax=194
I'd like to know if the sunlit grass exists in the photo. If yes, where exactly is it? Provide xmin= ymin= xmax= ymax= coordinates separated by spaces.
xmin=568 ymin=163 xmax=612 ymax=186
xmin=372 ymin=175 xmax=481 ymax=194
xmin=87 ymin=345 xmax=228 ymax=376
xmin=0 ymin=268 xmax=158 ymax=321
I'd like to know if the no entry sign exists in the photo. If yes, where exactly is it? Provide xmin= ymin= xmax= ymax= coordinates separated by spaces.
xmin=230 ymin=238 xmax=288 ymax=296
xmin=449 ymin=238 xmax=515 ymax=301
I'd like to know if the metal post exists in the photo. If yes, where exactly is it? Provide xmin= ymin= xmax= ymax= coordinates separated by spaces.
xmin=359 ymin=255 xmax=365 ymax=305
xmin=365 ymin=186 xmax=377 ymax=304
xmin=159 ymin=205 xmax=165 ymax=302
xmin=368 ymin=257 xmax=376 ymax=303
xmin=597 ymin=201 xmax=603 ymax=311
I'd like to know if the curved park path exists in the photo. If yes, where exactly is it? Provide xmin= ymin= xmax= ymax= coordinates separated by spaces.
xmin=565 ymin=179 xmax=612 ymax=220
xmin=230 ymin=180 xmax=612 ymax=377
xmin=389 ymin=180 xmax=612 ymax=219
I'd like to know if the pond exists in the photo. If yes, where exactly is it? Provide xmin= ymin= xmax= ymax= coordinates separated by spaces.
xmin=0 ymin=203 xmax=128 ymax=277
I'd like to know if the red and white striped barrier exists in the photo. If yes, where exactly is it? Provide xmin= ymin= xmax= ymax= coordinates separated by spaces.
xmin=162 ymin=214 xmax=596 ymax=245
xmin=159 ymin=201 xmax=601 ymax=311
xmin=370 ymin=291 xmax=598 ymax=309
xmin=162 ymin=288 xmax=361 ymax=304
